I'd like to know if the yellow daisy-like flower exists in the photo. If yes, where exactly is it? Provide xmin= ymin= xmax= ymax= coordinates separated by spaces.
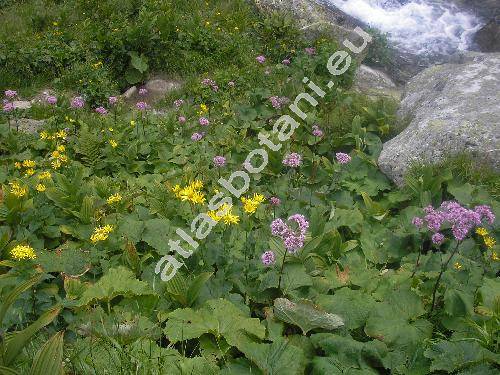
xmin=25 ymin=168 xmax=35 ymax=177
xmin=36 ymin=184 xmax=46 ymax=192
xmin=55 ymin=130 xmax=67 ymax=139
xmin=190 ymin=191 xmax=206 ymax=205
xmin=57 ymin=145 xmax=65 ymax=152
xmin=107 ymin=193 xmax=122 ymax=205
xmin=10 ymin=244 xmax=37 ymax=260
xmin=453 ymin=262 xmax=462 ymax=270
xmin=484 ymin=237 xmax=496 ymax=248
xmin=51 ymin=150 xmax=60 ymax=158
xmin=192 ymin=180 xmax=203 ymax=190
xmin=108 ymin=127 xmax=114 ymax=132
xmin=59 ymin=154 xmax=68 ymax=163
xmin=51 ymin=159 xmax=62 ymax=169
xmin=491 ymin=251 xmax=499 ymax=261
xmin=109 ymin=139 xmax=118 ymax=148
xmin=171 ymin=184 xmax=182 ymax=198
xmin=200 ymin=104 xmax=208 ymax=113
xmin=476 ymin=227 xmax=488 ymax=237
xmin=22 ymin=160 xmax=36 ymax=168
xmin=130 ymin=120 xmax=136 ymax=127
xmin=40 ymin=131 xmax=49 ymax=139
xmin=240 ymin=193 xmax=265 ymax=214
xmin=14 ymin=162 xmax=22 ymax=169
xmin=90 ymin=224 xmax=115 ymax=243
xmin=207 ymin=203 xmax=240 ymax=225
xmin=9 ymin=181 xmax=28 ymax=198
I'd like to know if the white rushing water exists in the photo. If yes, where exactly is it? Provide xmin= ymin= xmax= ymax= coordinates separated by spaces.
xmin=327 ymin=0 xmax=483 ymax=55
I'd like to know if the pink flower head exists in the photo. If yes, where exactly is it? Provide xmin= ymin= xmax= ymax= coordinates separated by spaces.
xmin=305 ymin=47 xmax=316 ymax=55
xmin=3 ymin=102 xmax=14 ymax=113
xmin=228 ymin=81 xmax=235 ymax=87
xmin=271 ymin=218 xmax=288 ymax=237
xmin=256 ymin=55 xmax=266 ymax=64
xmin=312 ymin=124 xmax=323 ymax=137
xmin=136 ymin=101 xmax=148 ymax=111
xmin=269 ymin=96 xmax=289 ymax=110
xmin=432 ymin=233 xmax=445 ymax=245
xmin=71 ymin=96 xmax=85 ymax=109
xmin=199 ymin=117 xmax=210 ymax=126
xmin=271 ymin=214 xmax=309 ymax=253
xmin=178 ymin=116 xmax=186 ymax=123
xmin=474 ymin=205 xmax=495 ymax=225
xmin=95 ymin=106 xmax=107 ymax=115
xmin=282 ymin=153 xmax=302 ymax=168
xmin=191 ymin=132 xmax=204 ymax=141
xmin=138 ymin=88 xmax=148 ymax=96
xmin=261 ymin=251 xmax=276 ymax=266
xmin=269 ymin=196 xmax=281 ymax=206
xmin=412 ymin=217 xmax=424 ymax=228
xmin=174 ymin=99 xmax=184 ymax=108
xmin=282 ymin=59 xmax=291 ymax=65
xmin=213 ymin=156 xmax=226 ymax=167
xmin=46 ymin=95 xmax=57 ymax=105
xmin=108 ymin=96 xmax=118 ymax=106
xmin=4 ymin=90 xmax=17 ymax=98
xmin=336 ymin=152 xmax=351 ymax=164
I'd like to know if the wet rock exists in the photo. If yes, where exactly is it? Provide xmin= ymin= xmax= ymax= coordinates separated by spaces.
xmin=472 ymin=18 xmax=500 ymax=52
xmin=123 ymin=86 xmax=137 ymax=99
xmin=378 ymin=52 xmax=500 ymax=185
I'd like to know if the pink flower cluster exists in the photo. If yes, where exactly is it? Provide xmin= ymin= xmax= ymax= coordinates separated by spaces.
xmin=46 ymin=95 xmax=57 ymax=105
xmin=282 ymin=152 xmax=302 ymax=168
xmin=4 ymin=90 xmax=17 ymax=98
xmin=256 ymin=55 xmax=266 ymax=64
xmin=174 ymin=99 xmax=184 ymax=109
xmin=271 ymin=214 xmax=309 ymax=253
xmin=282 ymin=59 xmax=291 ymax=66
xmin=108 ymin=96 xmax=118 ymax=106
xmin=413 ymin=201 xmax=495 ymax=242
xmin=136 ymin=101 xmax=149 ymax=111
xmin=261 ymin=250 xmax=276 ymax=266
xmin=199 ymin=117 xmax=210 ymax=126
xmin=336 ymin=152 xmax=351 ymax=164
xmin=139 ymin=88 xmax=148 ymax=96
xmin=201 ymin=78 xmax=218 ymax=92
xmin=95 ymin=106 xmax=107 ymax=115
xmin=3 ymin=102 xmax=14 ymax=113
xmin=269 ymin=196 xmax=281 ymax=206
xmin=305 ymin=47 xmax=316 ymax=55
xmin=213 ymin=155 xmax=226 ymax=167
xmin=312 ymin=124 xmax=323 ymax=137
xmin=191 ymin=132 xmax=205 ymax=141
xmin=269 ymin=96 xmax=289 ymax=109
xmin=71 ymin=96 xmax=85 ymax=109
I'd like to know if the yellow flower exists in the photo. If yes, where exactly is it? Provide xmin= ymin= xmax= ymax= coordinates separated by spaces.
xmin=190 ymin=191 xmax=206 ymax=204
xmin=36 ymin=184 xmax=46 ymax=192
xmin=492 ymin=251 xmax=499 ymax=261
xmin=37 ymin=171 xmax=52 ymax=180
xmin=453 ymin=262 xmax=462 ymax=270
xmin=241 ymin=193 xmax=265 ymax=214
xmin=107 ymin=193 xmax=122 ymax=205
xmin=90 ymin=224 xmax=115 ymax=243
xmin=171 ymin=184 xmax=182 ymax=198
xmin=56 ymin=130 xmax=67 ymax=139
xmin=192 ymin=180 xmax=203 ymax=190
xmin=108 ymin=127 xmax=114 ymax=132
xmin=205 ymin=21 xmax=210 ymax=26
xmin=9 ymin=181 xmax=27 ymax=198
xmin=200 ymin=103 xmax=208 ymax=113
xmin=10 ymin=244 xmax=37 ymax=260
xmin=51 ymin=160 xmax=62 ymax=169
xmin=59 ymin=154 xmax=68 ymax=163
xmin=22 ymin=160 xmax=36 ymax=168
xmin=57 ymin=145 xmax=65 ymax=152
xmin=207 ymin=203 xmax=240 ymax=225
xmin=25 ymin=168 xmax=35 ymax=177
xmin=476 ymin=227 xmax=488 ymax=237
xmin=130 ymin=120 xmax=136 ymax=127
xmin=109 ymin=140 xmax=118 ymax=148
xmin=52 ymin=150 xmax=60 ymax=158
xmin=14 ymin=162 xmax=22 ymax=169
xmin=484 ymin=237 xmax=496 ymax=248
xmin=52 ymin=21 xmax=58 ymax=26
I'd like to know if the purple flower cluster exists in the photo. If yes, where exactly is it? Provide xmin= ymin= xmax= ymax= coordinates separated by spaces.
xmin=201 ymin=78 xmax=218 ymax=92
xmin=95 ymin=106 xmax=107 ymax=115
xmin=46 ymin=95 xmax=57 ymax=105
xmin=174 ymin=99 xmax=184 ymax=109
xmin=312 ymin=124 xmax=323 ymax=137
xmin=191 ymin=132 xmax=204 ymax=141
xmin=261 ymin=250 xmax=276 ymax=266
xmin=108 ymin=96 xmax=118 ymax=106
xmin=413 ymin=201 xmax=495 ymax=242
xmin=3 ymin=102 xmax=14 ymax=113
xmin=71 ymin=96 xmax=85 ymax=109
xmin=269 ymin=96 xmax=289 ymax=109
xmin=213 ymin=155 xmax=226 ymax=167
xmin=138 ymin=88 xmax=148 ymax=96
xmin=336 ymin=152 xmax=351 ymax=164
xmin=256 ymin=55 xmax=266 ymax=64
xmin=271 ymin=214 xmax=309 ymax=253
xmin=282 ymin=153 xmax=302 ymax=168
xmin=5 ymin=90 xmax=17 ymax=98
xmin=199 ymin=117 xmax=210 ymax=126
xmin=282 ymin=59 xmax=291 ymax=66
xmin=269 ymin=196 xmax=281 ymax=206
xmin=136 ymin=101 xmax=149 ymax=111
xmin=178 ymin=116 xmax=186 ymax=124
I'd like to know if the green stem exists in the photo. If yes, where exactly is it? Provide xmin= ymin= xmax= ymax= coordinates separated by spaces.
xmin=430 ymin=241 xmax=460 ymax=314
xmin=277 ymin=251 xmax=287 ymax=295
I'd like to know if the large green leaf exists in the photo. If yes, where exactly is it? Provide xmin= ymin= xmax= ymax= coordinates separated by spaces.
xmin=29 ymin=331 xmax=64 ymax=375
xmin=141 ymin=218 xmax=171 ymax=252
xmin=78 ymin=266 xmax=154 ymax=306
xmin=0 ymin=273 xmax=43 ymax=326
xmin=273 ymin=298 xmax=344 ymax=335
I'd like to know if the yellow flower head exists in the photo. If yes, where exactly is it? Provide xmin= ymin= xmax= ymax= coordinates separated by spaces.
xmin=22 ymin=160 xmax=36 ymax=168
xmin=40 ymin=131 xmax=49 ymax=140
xmin=25 ymin=168 xmax=35 ymax=177
xmin=107 ymin=193 xmax=122 ymax=205
xmin=108 ymin=127 xmax=114 ymax=132
xmin=56 ymin=130 xmax=67 ymax=139
xmin=207 ymin=203 xmax=240 ymax=225
xmin=171 ymin=184 xmax=182 ymax=198
xmin=9 ymin=181 xmax=27 ymax=198
xmin=36 ymin=184 xmax=46 ymax=192
xmin=241 ymin=193 xmax=265 ymax=214
xmin=492 ymin=251 xmax=499 ymax=261
xmin=453 ymin=262 xmax=462 ymax=270
xmin=10 ymin=244 xmax=37 ymax=260
xmin=51 ymin=150 xmax=60 ymax=158
xmin=130 ymin=120 xmax=136 ymax=127
xmin=90 ymin=224 xmax=115 ymax=243
xmin=484 ymin=236 xmax=496 ymax=248
xmin=476 ymin=227 xmax=489 ymax=237
xmin=109 ymin=139 xmax=118 ymax=148
xmin=38 ymin=171 xmax=52 ymax=180
xmin=57 ymin=145 xmax=65 ymax=152
xmin=14 ymin=162 xmax=22 ymax=169
xmin=51 ymin=160 xmax=62 ymax=169
xmin=200 ymin=104 xmax=208 ymax=113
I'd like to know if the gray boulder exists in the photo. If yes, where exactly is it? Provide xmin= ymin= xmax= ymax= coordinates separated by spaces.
xmin=353 ymin=64 xmax=401 ymax=100
xmin=378 ymin=52 xmax=500 ymax=185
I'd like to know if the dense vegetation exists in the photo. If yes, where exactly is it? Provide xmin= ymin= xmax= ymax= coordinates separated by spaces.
xmin=0 ymin=0 xmax=498 ymax=374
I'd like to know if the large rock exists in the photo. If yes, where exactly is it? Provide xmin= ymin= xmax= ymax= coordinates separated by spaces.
xmin=378 ymin=52 xmax=500 ymax=185
xmin=353 ymin=64 xmax=401 ymax=100
xmin=472 ymin=18 xmax=500 ymax=53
